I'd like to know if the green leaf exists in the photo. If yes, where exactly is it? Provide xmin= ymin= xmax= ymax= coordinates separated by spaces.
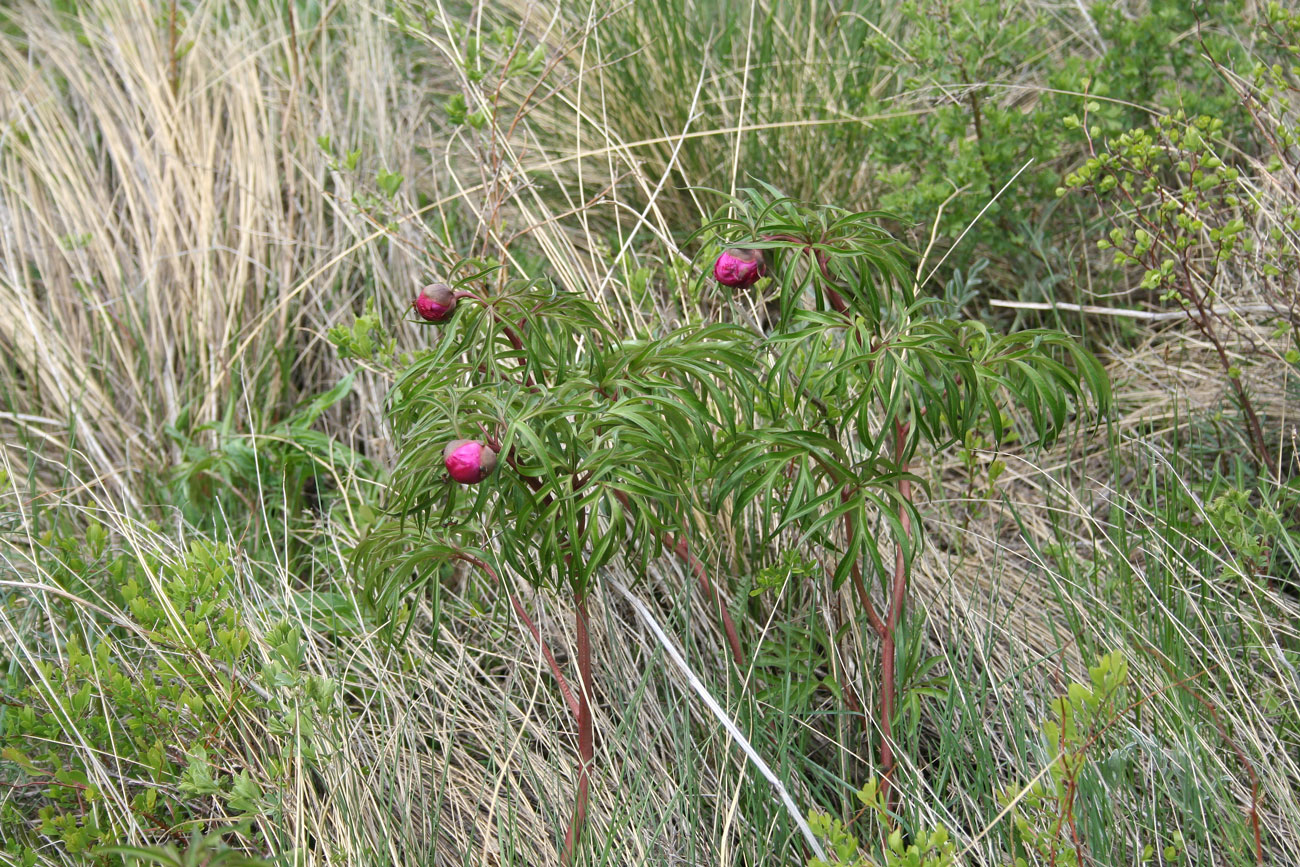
xmin=376 ymin=169 xmax=404 ymax=198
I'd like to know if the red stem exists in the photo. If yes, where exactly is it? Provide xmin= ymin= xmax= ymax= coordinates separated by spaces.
xmin=758 ymin=233 xmax=851 ymax=314
xmin=453 ymin=552 xmax=579 ymax=719
xmin=665 ymin=533 xmax=745 ymax=667
xmin=807 ymin=232 xmax=910 ymax=826
xmin=877 ymin=420 xmax=913 ymax=824
xmin=843 ymin=490 xmax=887 ymax=640
xmin=510 ymin=593 xmax=580 ymax=719
xmin=561 ymin=592 xmax=594 ymax=864
xmin=455 ymin=289 xmax=534 ymax=385
xmin=610 ymin=489 xmax=744 ymax=668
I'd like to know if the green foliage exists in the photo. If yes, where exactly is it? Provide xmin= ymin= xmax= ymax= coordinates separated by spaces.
xmin=1204 ymin=488 xmax=1288 ymax=580
xmin=844 ymin=0 xmax=1254 ymax=290
xmin=407 ymin=11 xmax=550 ymax=131
xmin=1001 ymin=651 xmax=1129 ymax=867
xmin=1087 ymin=1 xmax=1249 ymax=130
xmin=375 ymin=168 xmax=404 ymax=199
xmin=356 ymin=272 xmax=758 ymax=621
xmin=99 ymin=826 xmax=270 ymax=867
xmin=707 ymin=186 xmax=1109 ymax=590
xmin=328 ymin=298 xmax=399 ymax=365
xmin=0 ymin=534 xmax=336 ymax=864
xmin=808 ymin=779 xmax=957 ymax=866
xmin=1055 ymin=4 xmax=1300 ymax=469
xmin=862 ymin=0 xmax=1068 ymax=252
xmin=749 ymin=548 xmax=820 ymax=597
xmin=1061 ymin=99 xmax=1297 ymax=468
xmin=1061 ymin=112 xmax=1248 ymax=291
xmin=165 ymin=373 xmax=375 ymax=569
xmin=358 ymin=183 xmax=1105 ymax=627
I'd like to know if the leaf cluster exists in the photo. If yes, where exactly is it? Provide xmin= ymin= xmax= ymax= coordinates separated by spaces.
xmin=705 ymin=188 xmax=1110 ymax=589
xmin=357 ymin=276 xmax=760 ymax=614
xmin=2 ymin=538 xmax=332 ymax=863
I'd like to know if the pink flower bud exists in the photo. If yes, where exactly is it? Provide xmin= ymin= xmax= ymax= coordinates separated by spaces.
xmin=443 ymin=439 xmax=498 ymax=484
xmin=713 ymin=248 xmax=766 ymax=288
xmin=414 ymin=283 xmax=457 ymax=322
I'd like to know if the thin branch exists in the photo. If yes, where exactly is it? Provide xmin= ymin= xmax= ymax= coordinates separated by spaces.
xmin=663 ymin=532 xmax=745 ymax=667
xmin=610 ymin=489 xmax=745 ymax=667
xmin=450 ymin=553 xmax=579 ymax=718
xmin=560 ymin=592 xmax=594 ymax=864
xmin=989 ymin=299 xmax=1283 ymax=321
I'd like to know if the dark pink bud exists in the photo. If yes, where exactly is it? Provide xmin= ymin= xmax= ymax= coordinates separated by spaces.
xmin=414 ymin=283 xmax=457 ymax=322
xmin=713 ymin=248 xmax=766 ymax=288
xmin=443 ymin=439 xmax=498 ymax=484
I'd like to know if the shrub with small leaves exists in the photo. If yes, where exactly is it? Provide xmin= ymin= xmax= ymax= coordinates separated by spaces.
xmin=845 ymin=0 xmax=1253 ymax=295
xmin=808 ymin=779 xmax=957 ymax=867
xmin=1 ymin=534 xmax=337 ymax=864
xmin=1060 ymin=41 xmax=1300 ymax=473
xmin=1000 ymin=651 xmax=1130 ymax=867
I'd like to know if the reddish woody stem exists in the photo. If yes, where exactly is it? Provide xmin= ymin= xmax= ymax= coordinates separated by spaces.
xmin=561 ymin=592 xmax=595 ymax=864
xmin=877 ymin=419 xmax=913 ymax=824
xmin=795 ymin=231 xmax=910 ymax=829
xmin=759 ymin=233 xmax=851 ymax=313
xmin=452 ymin=552 xmax=579 ymax=719
xmin=843 ymin=491 xmax=888 ymax=640
xmin=455 ymin=290 xmax=534 ymax=385
xmin=665 ymin=532 xmax=745 ymax=667
xmin=611 ymin=489 xmax=744 ymax=667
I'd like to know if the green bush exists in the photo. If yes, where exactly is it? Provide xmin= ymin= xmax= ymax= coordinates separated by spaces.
xmin=1 ymin=535 xmax=335 ymax=864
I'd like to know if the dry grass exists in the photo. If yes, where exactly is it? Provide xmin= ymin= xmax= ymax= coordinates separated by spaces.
xmin=7 ymin=337 xmax=1296 ymax=864
xmin=0 ymin=0 xmax=454 ymax=497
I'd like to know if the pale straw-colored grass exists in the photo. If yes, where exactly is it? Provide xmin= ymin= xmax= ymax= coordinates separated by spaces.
xmin=0 ymin=0 xmax=450 ymax=496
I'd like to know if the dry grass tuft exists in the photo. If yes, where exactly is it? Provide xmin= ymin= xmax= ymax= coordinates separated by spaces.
xmin=0 ymin=1 xmax=451 ymax=497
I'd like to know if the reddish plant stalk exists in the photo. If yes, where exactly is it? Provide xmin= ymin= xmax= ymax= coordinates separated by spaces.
xmin=561 ymin=592 xmax=595 ymax=865
xmin=455 ymin=289 xmax=535 ymax=385
xmin=610 ymin=489 xmax=745 ymax=668
xmin=453 ymin=552 xmax=579 ymax=718
xmin=510 ymin=592 xmax=580 ymax=718
xmin=877 ymin=420 xmax=913 ymax=819
xmin=807 ymin=234 xmax=912 ymax=823
xmin=665 ymin=533 xmax=745 ymax=667
xmin=844 ymin=500 xmax=888 ymax=639
xmin=760 ymin=233 xmax=852 ymax=314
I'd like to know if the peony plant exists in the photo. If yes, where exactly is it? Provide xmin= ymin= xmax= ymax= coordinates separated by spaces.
xmin=357 ymin=184 xmax=1109 ymax=858
xmin=356 ymin=271 xmax=756 ymax=862
xmin=703 ymin=184 xmax=1110 ymax=828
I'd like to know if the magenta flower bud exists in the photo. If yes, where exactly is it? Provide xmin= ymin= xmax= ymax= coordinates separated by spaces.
xmin=713 ymin=248 xmax=766 ymax=288
xmin=414 ymin=283 xmax=457 ymax=322
xmin=443 ymin=439 xmax=498 ymax=484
